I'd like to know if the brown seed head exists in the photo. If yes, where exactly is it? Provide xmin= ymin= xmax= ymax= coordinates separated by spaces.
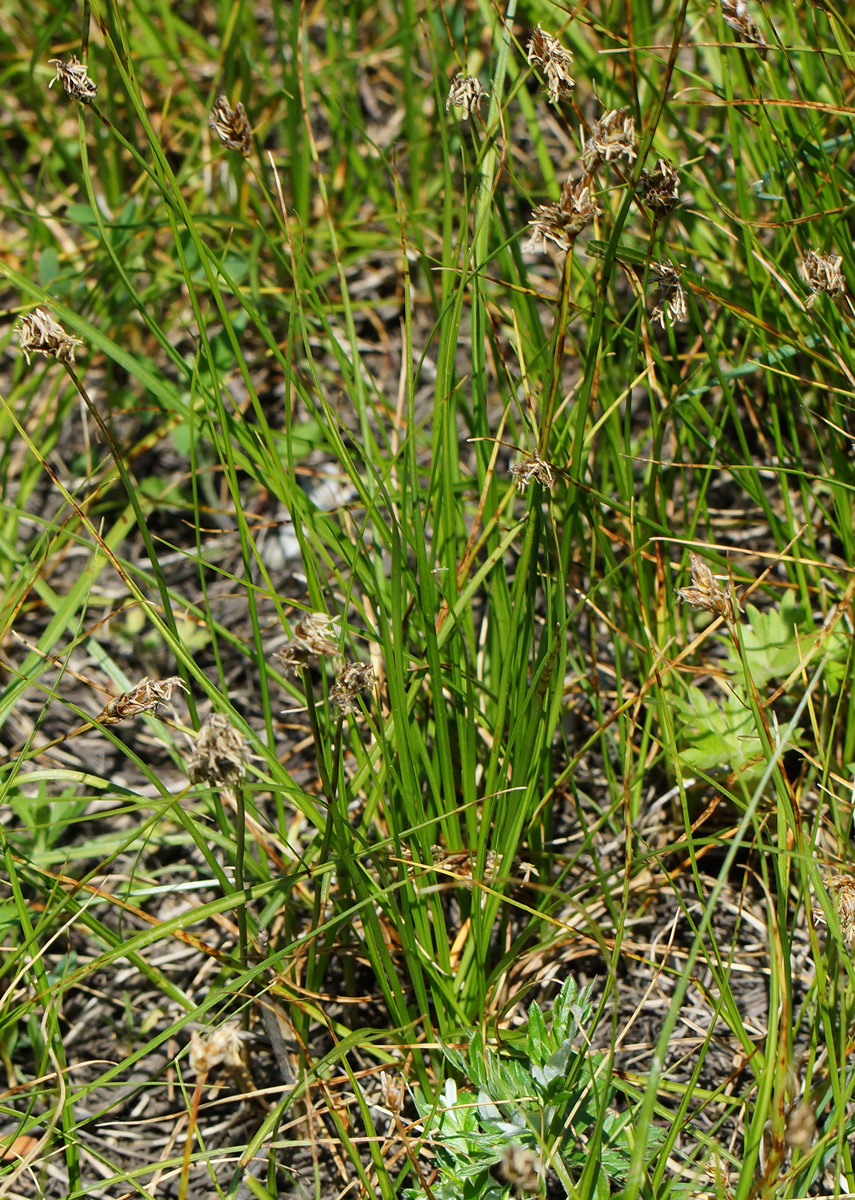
xmin=208 ymin=95 xmax=252 ymax=156
xmin=330 ymin=661 xmax=375 ymax=715
xmin=445 ymin=74 xmax=488 ymax=120
xmin=649 ymin=263 xmax=688 ymax=328
xmin=825 ymin=873 xmax=855 ymax=946
xmin=275 ymin=612 xmax=340 ymax=677
xmin=510 ymin=452 xmax=555 ymax=492
xmin=677 ymin=552 xmax=736 ymax=623
xmin=640 ymin=158 xmax=681 ymax=212
xmin=97 ymin=676 xmax=188 ymax=724
xmin=525 ymin=180 xmax=600 ymax=254
xmin=784 ymin=1100 xmax=816 ymax=1152
xmin=17 ymin=309 xmax=83 ymax=365
xmin=189 ymin=1021 xmax=249 ymax=1078
xmin=802 ymin=250 xmax=846 ymax=309
xmin=499 ymin=1146 xmax=541 ymax=1194
xmin=380 ymin=1070 xmax=406 ymax=1114
xmin=582 ymin=107 xmax=637 ymax=172
xmin=526 ymin=25 xmax=574 ymax=105
xmin=720 ymin=0 xmax=766 ymax=45
xmin=48 ymin=54 xmax=97 ymax=103
xmin=187 ymin=712 xmax=251 ymax=786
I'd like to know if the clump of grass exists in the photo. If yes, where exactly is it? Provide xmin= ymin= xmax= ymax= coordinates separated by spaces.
xmin=1 ymin=0 xmax=855 ymax=1196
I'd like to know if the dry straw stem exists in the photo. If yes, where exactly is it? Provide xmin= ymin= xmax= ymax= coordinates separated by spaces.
xmin=445 ymin=73 xmax=488 ymax=120
xmin=17 ymin=309 xmax=83 ymax=365
xmin=96 ymin=676 xmax=188 ymax=724
xmin=208 ymin=95 xmax=252 ymax=156
xmin=48 ymin=54 xmax=97 ymax=102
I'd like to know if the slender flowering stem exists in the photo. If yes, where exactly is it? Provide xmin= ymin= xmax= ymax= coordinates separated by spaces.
xmin=538 ymin=248 xmax=574 ymax=459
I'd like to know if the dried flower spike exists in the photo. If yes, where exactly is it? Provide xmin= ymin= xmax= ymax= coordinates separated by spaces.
xmin=526 ymin=25 xmax=574 ymax=105
xmin=97 ymin=676 xmax=188 ymax=724
xmin=582 ymin=108 xmax=637 ymax=172
xmin=825 ymin=873 xmax=855 ymax=946
xmin=677 ymin=552 xmax=736 ymax=623
xmin=48 ymin=54 xmax=97 ymax=103
xmin=649 ymin=263 xmax=688 ymax=328
xmin=639 ymin=158 xmax=680 ymax=213
xmin=445 ymin=74 xmax=488 ymax=120
xmin=208 ymin=95 xmax=252 ymax=157
xmin=275 ymin=612 xmax=340 ymax=677
xmin=189 ymin=1021 xmax=250 ymax=1078
xmin=187 ymin=712 xmax=251 ymax=786
xmin=802 ymin=250 xmax=846 ymax=309
xmin=525 ymin=178 xmax=600 ymax=254
xmin=510 ymin=452 xmax=555 ymax=492
xmin=380 ymin=1071 xmax=405 ymax=1114
xmin=17 ymin=309 xmax=83 ymax=366
xmin=499 ymin=1145 xmax=542 ymax=1194
xmin=720 ymin=0 xmax=766 ymax=45
xmin=330 ymin=661 xmax=375 ymax=715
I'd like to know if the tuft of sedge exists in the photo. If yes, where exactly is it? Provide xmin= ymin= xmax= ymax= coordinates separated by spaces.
xmin=582 ymin=107 xmax=637 ymax=172
xmin=676 ymin=552 xmax=737 ymax=624
xmin=445 ymin=74 xmax=488 ymax=120
xmin=330 ymin=661 xmax=375 ymax=715
xmin=275 ymin=612 xmax=340 ymax=677
xmin=526 ymin=25 xmax=574 ymax=106
xmin=208 ymin=95 xmax=252 ymax=156
xmin=48 ymin=54 xmax=97 ymax=103
xmin=510 ymin=452 xmax=555 ymax=492
xmin=525 ymin=179 xmax=600 ymax=255
xmin=97 ymin=676 xmax=188 ymax=724
xmin=17 ymin=309 xmax=83 ymax=365
xmin=639 ymin=158 xmax=681 ymax=213
xmin=188 ymin=1021 xmax=250 ymax=1078
xmin=802 ymin=250 xmax=846 ymax=309
xmin=187 ymin=712 xmax=251 ymax=786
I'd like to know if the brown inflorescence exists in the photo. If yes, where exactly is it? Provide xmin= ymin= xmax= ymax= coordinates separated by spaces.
xmin=525 ymin=179 xmax=600 ymax=255
xmin=275 ymin=612 xmax=340 ymax=677
xmin=526 ymin=25 xmax=574 ymax=105
xmin=649 ymin=263 xmax=688 ymax=328
xmin=187 ymin=712 xmax=251 ymax=786
xmin=510 ymin=453 xmax=555 ymax=492
xmin=677 ymin=552 xmax=736 ymax=624
xmin=445 ymin=74 xmax=488 ymax=120
xmin=97 ymin=677 xmax=188 ymax=724
xmin=802 ymin=250 xmax=846 ymax=309
xmin=330 ymin=661 xmax=375 ymax=715
xmin=17 ymin=309 xmax=83 ymax=365
xmin=48 ymin=54 xmax=97 ymax=103
xmin=582 ymin=107 xmax=637 ymax=172
xmin=208 ymin=95 xmax=252 ymax=156
xmin=720 ymin=0 xmax=766 ymax=45
xmin=640 ymin=158 xmax=681 ymax=213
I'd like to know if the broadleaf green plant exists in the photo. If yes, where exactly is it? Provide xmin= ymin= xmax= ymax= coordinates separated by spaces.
xmin=406 ymin=978 xmax=661 ymax=1199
